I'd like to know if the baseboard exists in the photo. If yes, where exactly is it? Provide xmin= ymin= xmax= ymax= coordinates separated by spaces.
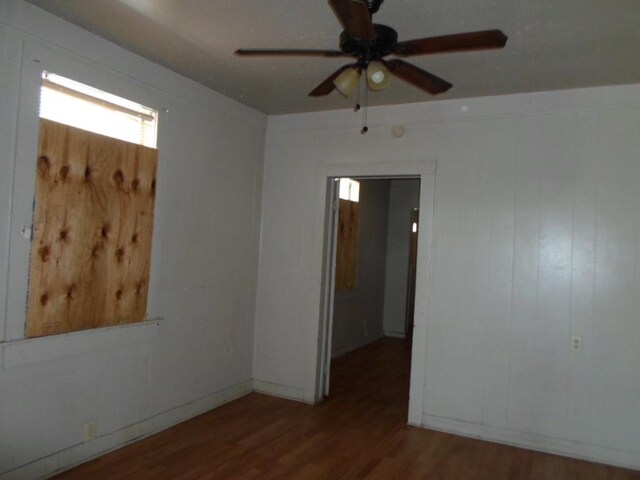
xmin=383 ymin=331 xmax=406 ymax=339
xmin=0 ymin=380 xmax=253 ymax=480
xmin=331 ymin=334 xmax=384 ymax=359
xmin=252 ymin=379 xmax=308 ymax=403
xmin=421 ymin=413 xmax=640 ymax=472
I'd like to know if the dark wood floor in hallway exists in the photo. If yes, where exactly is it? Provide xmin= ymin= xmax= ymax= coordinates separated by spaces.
xmin=55 ymin=338 xmax=640 ymax=479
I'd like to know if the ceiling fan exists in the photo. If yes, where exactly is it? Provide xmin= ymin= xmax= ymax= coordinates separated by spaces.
xmin=236 ymin=0 xmax=508 ymax=98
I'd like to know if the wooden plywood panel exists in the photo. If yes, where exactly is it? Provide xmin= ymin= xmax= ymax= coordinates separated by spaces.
xmin=26 ymin=119 xmax=158 ymax=337
xmin=335 ymin=199 xmax=359 ymax=293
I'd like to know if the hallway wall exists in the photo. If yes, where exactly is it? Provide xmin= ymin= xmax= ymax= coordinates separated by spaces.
xmin=383 ymin=179 xmax=421 ymax=338
xmin=331 ymin=180 xmax=390 ymax=357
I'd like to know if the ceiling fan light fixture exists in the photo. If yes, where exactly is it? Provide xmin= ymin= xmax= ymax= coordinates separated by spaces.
xmin=333 ymin=67 xmax=360 ymax=97
xmin=366 ymin=61 xmax=391 ymax=91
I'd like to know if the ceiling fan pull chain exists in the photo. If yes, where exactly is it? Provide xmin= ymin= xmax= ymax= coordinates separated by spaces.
xmin=354 ymin=69 xmax=361 ymax=112
xmin=361 ymin=83 xmax=369 ymax=134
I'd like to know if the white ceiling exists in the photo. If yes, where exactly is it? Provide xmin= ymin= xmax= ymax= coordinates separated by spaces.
xmin=25 ymin=0 xmax=640 ymax=115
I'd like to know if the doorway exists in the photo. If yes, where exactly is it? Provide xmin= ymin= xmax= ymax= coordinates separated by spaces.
xmin=320 ymin=177 xmax=421 ymax=398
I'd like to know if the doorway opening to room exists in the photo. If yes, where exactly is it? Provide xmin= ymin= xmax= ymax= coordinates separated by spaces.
xmin=319 ymin=177 xmax=421 ymax=412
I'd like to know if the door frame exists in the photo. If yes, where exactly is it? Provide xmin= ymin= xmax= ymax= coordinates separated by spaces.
xmin=318 ymin=178 xmax=340 ymax=397
xmin=405 ymin=208 xmax=420 ymax=338
xmin=303 ymin=159 xmax=436 ymax=426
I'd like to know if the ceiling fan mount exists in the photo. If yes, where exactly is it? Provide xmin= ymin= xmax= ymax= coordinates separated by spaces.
xmin=364 ymin=0 xmax=385 ymax=14
xmin=235 ymin=0 xmax=507 ymax=98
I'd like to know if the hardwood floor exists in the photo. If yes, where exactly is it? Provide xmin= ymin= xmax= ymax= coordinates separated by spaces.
xmin=54 ymin=338 xmax=640 ymax=479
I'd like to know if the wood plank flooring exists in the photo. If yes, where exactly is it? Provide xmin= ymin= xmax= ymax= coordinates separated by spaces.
xmin=54 ymin=338 xmax=640 ymax=479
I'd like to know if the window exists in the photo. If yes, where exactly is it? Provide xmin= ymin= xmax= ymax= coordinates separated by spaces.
xmin=26 ymin=74 xmax=159 ymax=337
xmin=39 ymin=72 xmax=158 ymax=148
xmin=339 ymin=178 xmax=360 ymax=202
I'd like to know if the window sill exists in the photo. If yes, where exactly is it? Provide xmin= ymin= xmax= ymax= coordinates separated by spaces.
xmin=1 ymin=318 xmax=162 ymax=370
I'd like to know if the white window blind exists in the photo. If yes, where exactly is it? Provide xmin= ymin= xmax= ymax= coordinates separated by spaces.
xmin=339 ymin=178 xmax=360 ymax=202
xmin=39 ymin=72 xmax=158 ymax=148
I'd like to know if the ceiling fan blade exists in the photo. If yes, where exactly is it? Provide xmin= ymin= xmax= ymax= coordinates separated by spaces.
xmin=393 ymin=29 xmax=508 ymax=56
xmin=385 ymin=59 xmax=452 ymax=95
xmin=328 ymin=0 xmax=375 ymax=41
xmin=309 ymin=65 xmax=353 ymax=97
xmin=235 ymin=49 xmax=348 ymax=57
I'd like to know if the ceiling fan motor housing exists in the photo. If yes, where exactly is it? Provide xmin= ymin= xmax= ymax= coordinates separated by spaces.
xmin=339 ymin=24 xmax=398 ymax=61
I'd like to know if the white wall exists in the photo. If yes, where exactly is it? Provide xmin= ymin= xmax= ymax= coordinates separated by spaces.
xmin=0 ymin=1 xmax=266 ymax=478
xmin=5 ymin=0 xmax=639 ymax=473
xmin=254 ymin=84 xmax=640 ymax=469
xmin=382 ymin=178 xmax=420 ymax=337
xmin=331 ymin=179 xmax=390 ymax=357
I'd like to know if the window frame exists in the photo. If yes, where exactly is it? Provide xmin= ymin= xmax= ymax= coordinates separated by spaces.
xmin=4 ymin=41 xmax=166 ymax=343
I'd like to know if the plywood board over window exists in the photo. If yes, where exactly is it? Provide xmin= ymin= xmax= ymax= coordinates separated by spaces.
xmin=26 ymin=119 xmax=158 ymax=337
xmin=335 ymin=198 xmax=359 ymax=292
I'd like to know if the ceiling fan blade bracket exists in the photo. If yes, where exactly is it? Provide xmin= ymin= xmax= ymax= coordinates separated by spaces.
xmin=385 ymin=59 xmax=452 ymax=95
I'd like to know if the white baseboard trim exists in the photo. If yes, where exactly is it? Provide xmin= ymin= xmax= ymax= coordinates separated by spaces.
xmin=0 ymin=380 xmax=253 ymax=480
xmin=331 ymin=334 xmax=385 ymax=359
xmin=383 ymin=331 xmax=406 ymax=339
xmin=421 ymin=413 xmax=640 ymax=472
xmin=252 ymin=379 xmax=308 ymax=403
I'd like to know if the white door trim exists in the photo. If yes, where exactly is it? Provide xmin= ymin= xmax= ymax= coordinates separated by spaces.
xmin=320 ymin=178 xmax=340 ymax=397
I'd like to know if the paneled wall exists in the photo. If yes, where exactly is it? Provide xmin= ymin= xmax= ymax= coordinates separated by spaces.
xmin=0 ymin=1 xmax=265 ymax=478
xmin=421 ymin=106 xmax=640 ymax=465
xmin=256 ymin=85 xmax=640 ymax=469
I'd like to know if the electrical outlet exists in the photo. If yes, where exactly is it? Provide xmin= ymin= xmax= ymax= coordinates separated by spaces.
xmin=571 ymin=335 xmax=583 ymax=353
xmin=84 ymin=422 xmax=96 ymax=441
